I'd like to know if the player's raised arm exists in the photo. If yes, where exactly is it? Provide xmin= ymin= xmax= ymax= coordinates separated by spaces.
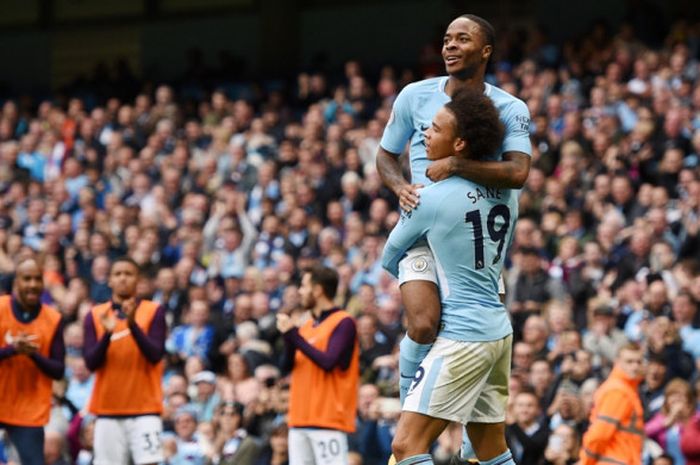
xmin=427 ymin=98 xmax=531 ymax=187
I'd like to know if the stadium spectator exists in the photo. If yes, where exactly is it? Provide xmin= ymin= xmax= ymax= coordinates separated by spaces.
xmin=166 ymin=300 xmax=215 ymax=365
xmin=682 ymin=410 xmax=700 ymax=465
xmin=646 ymin=379 xmax=697 ymax=465
xmin=544 ymin=423 xmax=580 ymax=465
xmin=506 ymin=390 xmax=549 ymax=465
xmin=190 ymin=370 xmax=220 ymax=423
xmin=582 ymin=304 xmax=628 ymax=368
xmin=162 ymin=407 xmax=209 ymax=465
xmin=641 ymin=355 xmax=671 ymax=420
xmin=511 ymin=247 xmax=564 ymax=320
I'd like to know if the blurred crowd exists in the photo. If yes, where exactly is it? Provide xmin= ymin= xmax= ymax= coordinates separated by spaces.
xmin=2 ymin=16 xmax=700 ymax=465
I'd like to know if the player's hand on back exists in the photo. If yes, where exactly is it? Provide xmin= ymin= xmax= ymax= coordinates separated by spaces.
xmin=426 ymin=156 xmax=456 ymax=182
xmin=398 ymin=183 xmax=424 ymax=212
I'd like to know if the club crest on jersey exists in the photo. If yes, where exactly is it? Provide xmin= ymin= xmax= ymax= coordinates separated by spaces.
xmin=411 ymin=257 xmax=429 ymax=273
xmin=4 ymin=330 xmax=38 ymax=345
xmin=110 ymin=328 xmax=131 ymax=341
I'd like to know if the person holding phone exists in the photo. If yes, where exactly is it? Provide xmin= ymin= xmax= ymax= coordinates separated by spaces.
xmin=544 ymin=424 xmax=580 ymax=465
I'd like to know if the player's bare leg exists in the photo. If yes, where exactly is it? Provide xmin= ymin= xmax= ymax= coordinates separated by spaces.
xmin=397 ymin=282 xmax=478 ymax=464
xmin=402 ymin=280 xmax=440 ymax=342
xmin=398 ymin=280 xmax=440 ymax=402
xmin=392 ymin=411 xmax=450 ymax=463
xmin=467 ymin=422 xmax=514 ymax=464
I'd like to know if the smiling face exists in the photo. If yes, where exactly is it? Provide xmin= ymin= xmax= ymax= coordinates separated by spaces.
xmin=174 ymin=413 xmax=197 ymax=439
xmin=442 ymin=17 xmax=492 ymax=80
xmin=424 ymin=107 xmax=464 ymax=160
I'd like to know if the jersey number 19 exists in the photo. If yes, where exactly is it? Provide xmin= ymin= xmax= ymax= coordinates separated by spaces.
xmin=464 ymin=204 xmax=511 ymax=269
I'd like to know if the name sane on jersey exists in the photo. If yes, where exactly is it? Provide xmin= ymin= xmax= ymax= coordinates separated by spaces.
xmin=467 ymin=187 xmax=502 ymax=204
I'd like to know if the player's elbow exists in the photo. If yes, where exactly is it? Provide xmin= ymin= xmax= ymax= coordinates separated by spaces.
xmin=503 ymin=152 xmax=531 ymax=188
xmin=147 ymin=349 xmax=165 ymax=364
xmin=510 ymin=166 xmax=528 ymax=188
xmin=504 ymin=161 xmax=528 ymax=188
xmin=584 ymin=425 xmax=616 ymax=449
xmin=319 ymin=361 xmax=336 ymax=372
xmin=48 ymin=361 xmax=66 ymax=380
xmin=84 ymin=358 xmax=98 ymax=372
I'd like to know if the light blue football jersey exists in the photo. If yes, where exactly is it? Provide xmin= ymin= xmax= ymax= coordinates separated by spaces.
xmin=380 ymin=77 xmax=532 ymax=186
xmin=382 ymin=178 xmax=519 ymax=342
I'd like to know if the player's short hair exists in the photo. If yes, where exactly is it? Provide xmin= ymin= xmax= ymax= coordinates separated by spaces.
xmin=459 ymin=14 xmax=496 ymax=49
xmin=110 ymin=256 xmax=140 ymax=274
xmin=617 ymin=342 xmax=642 ymax=357
xmin=306 ymin=265 xmax=339 ymax=301
xmin=445 ymin=88 xmax=504 ymax=161
xmin=16 ymin=256 xmax=42 ymax=270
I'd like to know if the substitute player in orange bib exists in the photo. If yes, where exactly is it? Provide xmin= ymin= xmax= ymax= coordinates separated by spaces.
xmin=0 ymin=257 xmax=65 ymax=465
xmin=83 ymin=256 xmax=167 ymax=465
xmin=277 ymin=265 xmax=360 ymax=465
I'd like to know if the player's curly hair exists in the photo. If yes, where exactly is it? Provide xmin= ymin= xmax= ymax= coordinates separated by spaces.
xmin=445 ymin=88 xmax=504 ymax=161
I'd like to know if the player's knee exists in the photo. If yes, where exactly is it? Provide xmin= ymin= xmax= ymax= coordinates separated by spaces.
xmin=392 ymin=423 xmax=424 ymax=461
xmin=391 ymin=434 xmax=411 ymax=460
xmin=468 ymin=422 xmax=507 ymax=459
